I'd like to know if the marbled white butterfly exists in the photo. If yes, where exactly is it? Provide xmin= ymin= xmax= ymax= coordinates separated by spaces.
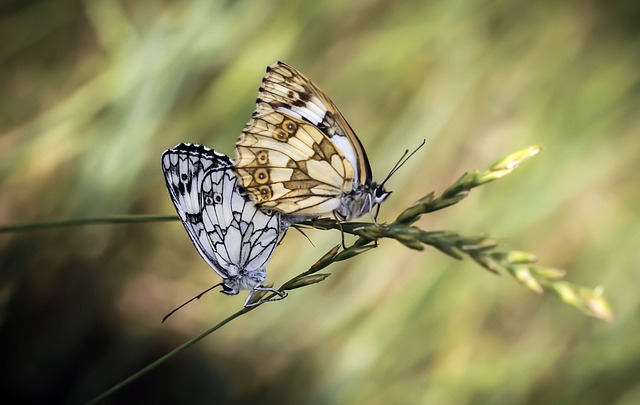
xmin=162 ymin=143 xmax=286 ymax=307
xmin=235 ymin=62 xmax=391 ymax=221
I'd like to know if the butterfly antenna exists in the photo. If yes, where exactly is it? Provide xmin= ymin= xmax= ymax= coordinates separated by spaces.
xmin=162 ymin=283 xmax=223 ymax=323
xmin=379 ymin=139 xmax=426 ymax=188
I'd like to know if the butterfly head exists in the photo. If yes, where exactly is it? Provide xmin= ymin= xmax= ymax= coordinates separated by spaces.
xmin=219 ymin=267 xmax=267 ymax=295
xmin=337 ymin=182 xmax=391 ymax=221
xmin=361 ymin=140 xmax=425 ymax=222
xmin=221 ymin=274 xmax=287 ymax=307
xmin=366 ymin=182 xmax=391 ymax=223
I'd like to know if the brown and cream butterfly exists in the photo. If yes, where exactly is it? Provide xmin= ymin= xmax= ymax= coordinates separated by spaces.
xmin=234 ymin=62 xmax=391 ymax=221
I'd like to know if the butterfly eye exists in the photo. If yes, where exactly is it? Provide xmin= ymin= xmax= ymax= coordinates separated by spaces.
xmin=374 ymin=186 xmax=390 ymax=202
xmin=181 ymin=173 xmax=189 ymax=182
xmin=220 ymin=284 xmax=238 ymax=296
xmin=204 ymin=196 xmax=214 ymax=205
xmin=214 ymin=194 xmax=223 ymax=204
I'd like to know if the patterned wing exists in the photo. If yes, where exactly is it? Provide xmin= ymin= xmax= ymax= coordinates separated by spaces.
xmin=162 ymin=143 xmax=282 ymax=283
xmin=236 ymin=110 xmax=355 ymax=216
xmin=255 ymin=61 xmax=373 ymax=185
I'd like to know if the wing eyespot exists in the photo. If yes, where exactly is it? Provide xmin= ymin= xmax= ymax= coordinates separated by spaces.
xmin=258 ymin=185 xmax=273 ymax=200
xmin=274 ymin=129 xmax=290 ymax=142
xmin=254 ymin=168 xmax=270 ymax=184
xmin=256 ymin=150 xmax=269 ymax=165
xmin=281 ymin=119 xmax=298 ymax=134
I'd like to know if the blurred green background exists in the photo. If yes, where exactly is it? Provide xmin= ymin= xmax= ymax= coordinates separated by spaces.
xmin=1 ymin=0 xmax=639 ymax=404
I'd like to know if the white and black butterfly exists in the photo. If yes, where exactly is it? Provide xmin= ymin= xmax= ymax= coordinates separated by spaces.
xmin=162 ymin=143 xmax=286 ymax=307
xmin=235 ymin=62 xmax=392 ymax=221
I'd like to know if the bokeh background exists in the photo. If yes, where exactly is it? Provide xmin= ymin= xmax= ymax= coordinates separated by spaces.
xmin=1 ymin=0 xmax=639 ymax=404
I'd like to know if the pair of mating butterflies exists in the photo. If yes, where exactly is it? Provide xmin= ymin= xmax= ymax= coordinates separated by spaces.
xmin=162 ymin=62 xmax=392 ymax=307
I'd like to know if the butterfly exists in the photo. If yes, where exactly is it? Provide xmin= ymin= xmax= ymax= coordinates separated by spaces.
xmin=161 ymin=143 xmax=286 ymax=307
xmin=234 ymin=61 xmax=391 ymax=222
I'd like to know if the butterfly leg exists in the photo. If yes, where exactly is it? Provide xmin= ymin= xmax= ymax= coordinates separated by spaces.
xmin=276 ymin=228 xmax=289 ymax=246
xmin=332 ymin=210 xmax=349 ymax=249
xmin=244 ymin=286 xmax=288 ymax=308
xmin=291 ymin=225 xmax=315 ymax=247
xmin=372 ymin=203 xmax=381 ymax=225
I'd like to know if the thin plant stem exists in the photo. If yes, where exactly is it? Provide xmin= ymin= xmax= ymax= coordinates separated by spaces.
xmin=86 ymin=306 xmax=253 ymax=405
xmin=0 ymin=215 xmax=178 ymax=233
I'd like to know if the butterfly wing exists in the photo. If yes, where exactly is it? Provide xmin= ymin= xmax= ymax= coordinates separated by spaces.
xmin=162 ymin=143 xmax=282 ymax=284
xmin=200 ymin=160 xmax=282 ymax=277
xmin=236 ymin=110 xmax=355 ymax=216
xmin=256 ymin=61 xmax=373 ymax=185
